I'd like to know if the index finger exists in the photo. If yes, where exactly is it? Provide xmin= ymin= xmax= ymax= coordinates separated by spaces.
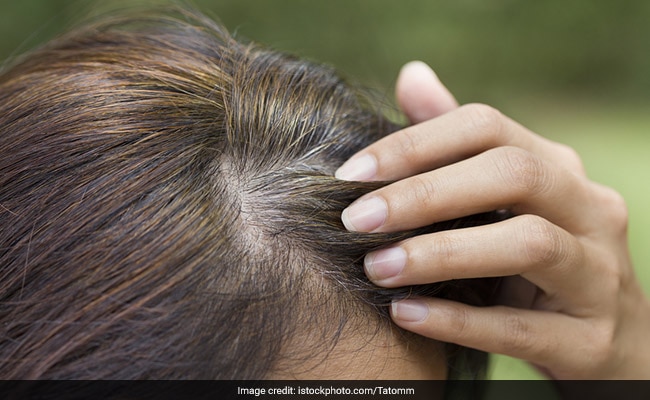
xmin=396 ymin=61 xmax=459 ymax=124
xmin=335 ymin=103 xmax=584 ymax=182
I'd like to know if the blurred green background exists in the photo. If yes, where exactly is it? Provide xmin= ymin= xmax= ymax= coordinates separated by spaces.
xmin=2 ymin=0 xmax=649 ymax=381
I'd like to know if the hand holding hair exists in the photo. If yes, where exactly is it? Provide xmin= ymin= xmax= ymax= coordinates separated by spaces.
xmin=337 ymin=61 xmax=650 ymax=379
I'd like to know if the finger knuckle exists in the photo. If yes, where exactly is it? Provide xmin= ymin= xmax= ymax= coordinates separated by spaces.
xmin=499 ymin=311 xmax=537 ymax=354
xmin=492 ymin=147 xmax=551 ymax=196
xmin=587 ymin=321 xmax=617 ymax=369
xmin=428 ymin=233 xmax=462 ymax=273
xmin=598 ymin=253 xmax=625 ymax=297
xmin=446 ymin=303 xmax=471 ymax=337
xmin=409 ymin=174 xmax=439 ymax=206
xmin=518 ymin=215 xmax=566 ymax=268
xmin=461 ymin=103 xmax=507 ymax=144
xmin=557 ymin=143 xmax=586 ymax=176
xmin=395 ymin=127 xmax=421 ymax=160
xmin=600 ymin=186 xmax=629 ymax=234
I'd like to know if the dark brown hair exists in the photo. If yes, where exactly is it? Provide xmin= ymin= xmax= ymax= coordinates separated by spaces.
xmin=0 ymin=7 xmax=501 ymax=379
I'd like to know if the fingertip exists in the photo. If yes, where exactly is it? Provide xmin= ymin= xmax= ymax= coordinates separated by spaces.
xmin=364 ymin=246 xmax=407 ymax=284
xmin=340 ymin=196 xmax=387 ymax=233
xmin=396 ymin=60 xmax=458 ymax=123
xmin=399 ymin=60 xmax=440 ymax=84
xmin=391 ymin=299 xmax=429 ymax=323
xmin=334 ymin=153 xmax=378 ymax=181
xmin=340 ymin=207 xmax=357 ymax=232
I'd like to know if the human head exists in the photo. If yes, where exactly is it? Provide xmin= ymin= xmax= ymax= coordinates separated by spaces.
xmin=0 ymin=7 xmax=499 ymax=379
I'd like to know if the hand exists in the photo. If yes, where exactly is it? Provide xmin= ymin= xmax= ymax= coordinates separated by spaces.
xmin=335 ymin=61 xmax=650 ymax=379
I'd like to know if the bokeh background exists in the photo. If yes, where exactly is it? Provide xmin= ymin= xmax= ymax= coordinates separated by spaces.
xmin=2 ymin=0 xmax=649 ymax=382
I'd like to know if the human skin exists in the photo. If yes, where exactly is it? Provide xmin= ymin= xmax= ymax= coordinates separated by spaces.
xmin=336 ymin=61 xmax=650 ymax=379
xmin=268 ymin=325 xmax=448 ymax=380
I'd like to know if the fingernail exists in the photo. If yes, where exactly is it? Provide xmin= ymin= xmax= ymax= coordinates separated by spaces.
xmin=391 ymin=300 xmax=429 ymax=322
xmin=341 ymin=197 xmax=387 ymax=232
xmin=335 ymin=154 xmax=377 ymax=181
xmin=365 ymin=247 xmax=406 ymax=282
